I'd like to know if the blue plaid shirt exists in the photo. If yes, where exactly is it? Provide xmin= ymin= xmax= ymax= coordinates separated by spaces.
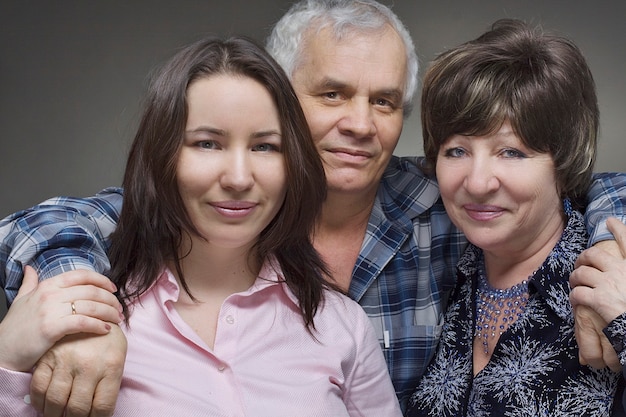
xmin=1 ymin=157 xmax=625 ymax=412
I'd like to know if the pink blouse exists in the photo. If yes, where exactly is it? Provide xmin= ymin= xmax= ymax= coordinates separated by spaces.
xmin=0 ymin=260 xmax=401 ymax=416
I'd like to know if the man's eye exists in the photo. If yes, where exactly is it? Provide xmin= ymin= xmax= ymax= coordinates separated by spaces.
xmin=373 ymin=98 xmax=394 ymax=108
xmin=323 ymin=92 xmax=338 ymax=99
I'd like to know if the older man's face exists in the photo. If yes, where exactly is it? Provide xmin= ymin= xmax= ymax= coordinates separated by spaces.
xmin=291 ymin=25 xmax=407 ymax=198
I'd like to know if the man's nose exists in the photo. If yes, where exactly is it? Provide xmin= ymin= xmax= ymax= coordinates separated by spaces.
xmin=336 ymin=98 xmax=377 ymax=139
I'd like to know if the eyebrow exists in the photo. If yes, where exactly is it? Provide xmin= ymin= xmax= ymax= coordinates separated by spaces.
xmin=185 ymin=127 xmax=281 ymax=138
xmin=319 ymin=77 xmax=348 ymax=91
xmin=252 ymin=130 xmax=282 ymax=139
xmin=318 ymin=77 xmax=403 ymax=102
xmin=377 ymin=89 xmax=403 ymax=104
xmin=186 ymin=127 xmax=225 ymax=135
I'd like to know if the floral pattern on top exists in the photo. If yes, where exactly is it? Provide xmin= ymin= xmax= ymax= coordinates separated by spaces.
xmin=407 ymin=208 xmax=620 ymax=416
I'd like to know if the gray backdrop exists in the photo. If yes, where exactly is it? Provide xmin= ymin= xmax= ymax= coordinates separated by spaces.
xmin=1 ymin=1 xmax=625 ymax=315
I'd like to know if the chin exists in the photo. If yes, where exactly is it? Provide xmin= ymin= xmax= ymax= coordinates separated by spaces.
xmin=463 ymin=230 xmax=505 ymax=251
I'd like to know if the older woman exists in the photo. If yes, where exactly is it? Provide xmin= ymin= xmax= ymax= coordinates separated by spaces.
xmin=407 ymin=19 xmax=621 ymax=416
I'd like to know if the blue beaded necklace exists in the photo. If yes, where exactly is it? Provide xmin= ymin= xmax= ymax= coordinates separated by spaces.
xmin=474 ymin=259 xmax=529 ymax=355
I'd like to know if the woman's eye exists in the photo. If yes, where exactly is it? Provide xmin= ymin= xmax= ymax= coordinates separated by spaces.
xmin=253 ymin=143 xmax=280 ymax=152
xmin=197 ymin=140 xmax=219 ymax=150
xmin=502 ymin=148 xmax=526 ymax=158
xmin=443 ymin=147 xmax=466 ymax=158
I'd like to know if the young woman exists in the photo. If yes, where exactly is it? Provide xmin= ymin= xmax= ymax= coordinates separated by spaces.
xmin=0 ymin=37 xmax=401 ymax=416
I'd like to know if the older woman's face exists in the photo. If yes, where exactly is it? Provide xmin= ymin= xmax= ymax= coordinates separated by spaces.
xmin=436 ymin=121 xmax=564 ymax=259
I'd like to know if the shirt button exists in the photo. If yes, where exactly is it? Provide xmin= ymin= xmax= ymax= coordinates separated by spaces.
xmin=218 ymin=364 xmax=226 ymax=372
xmin=225 ymin=315 xmax=235 ymax=324
xmin=23 ymin=394 xmax=31 ymax=404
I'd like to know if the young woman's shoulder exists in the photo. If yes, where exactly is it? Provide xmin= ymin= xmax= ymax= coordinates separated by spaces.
xmin=314 ymin=289 xmax=373 ymax=339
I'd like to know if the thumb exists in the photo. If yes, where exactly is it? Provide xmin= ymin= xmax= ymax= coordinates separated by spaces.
xmin=606 ymin=217 xmax=626 ymax=258
xmin=15 ymin=265 xmax=40 ymax=301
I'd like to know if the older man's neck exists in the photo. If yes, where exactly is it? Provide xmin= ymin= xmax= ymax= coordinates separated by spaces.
xmin=313 ymin=191 xmax=376 ymax=292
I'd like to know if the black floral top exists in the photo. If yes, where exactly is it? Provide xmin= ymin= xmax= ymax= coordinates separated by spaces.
xmin=605 ymin=309 xmax=626 ymax=415
xmin=407 ymin=209 xmax=620 ymax=416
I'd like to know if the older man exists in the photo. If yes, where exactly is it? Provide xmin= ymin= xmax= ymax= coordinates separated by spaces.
xmin=2 ymin=0 xmax=625 ymax=415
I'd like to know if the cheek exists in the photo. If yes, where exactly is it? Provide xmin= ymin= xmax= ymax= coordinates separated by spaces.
xmin=176 ymin=156 xmax=218 ymax=199
xmin=307 ymin=119 xmax=329 ymax=146
xmin=435 ymin=162 xmax=457 ymax=201
xmin=176 ymin=164 xmax=197 ymax=196
xmin=377 ymin=115 xmax=403 ymax=151
xmin=532 ymin=183 xmax=561 ymax=212
xmin=257 ymin=159 xmax=287 ymax=202
xmin=300 ymin=106 xmax=334 ymax=144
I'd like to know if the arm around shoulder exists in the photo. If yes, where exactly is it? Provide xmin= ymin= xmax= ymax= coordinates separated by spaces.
xmin=586 ymin=173 xmax=626 ymax=245
xmin=0 ymin=188 xmax=124 ymax=304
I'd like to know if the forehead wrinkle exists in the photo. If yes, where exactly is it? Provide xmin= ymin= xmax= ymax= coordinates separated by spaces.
xmin=300 ymin=25 xmax=406 ymax=90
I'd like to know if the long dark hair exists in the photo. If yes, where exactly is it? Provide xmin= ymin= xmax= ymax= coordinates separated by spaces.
xmin=108 ymin=36 xmax=329 ymax=330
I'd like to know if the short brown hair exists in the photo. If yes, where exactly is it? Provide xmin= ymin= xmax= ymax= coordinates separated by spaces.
xmin=422 ymin=19 xmax=598 ymax=205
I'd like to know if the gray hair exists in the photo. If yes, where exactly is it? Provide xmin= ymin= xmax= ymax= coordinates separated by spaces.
xmin=266 ymin=0 xmax=418 ymax=115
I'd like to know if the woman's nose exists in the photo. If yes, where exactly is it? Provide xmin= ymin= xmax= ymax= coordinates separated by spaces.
xmin=463 ymin=159 xmax=500 ymax=196
xmin=220 ymin=151 xmax=254 ymax=191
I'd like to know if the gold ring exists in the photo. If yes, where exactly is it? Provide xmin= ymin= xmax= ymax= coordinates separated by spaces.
xmin=71 ymin=302 xmax=77 ymax=315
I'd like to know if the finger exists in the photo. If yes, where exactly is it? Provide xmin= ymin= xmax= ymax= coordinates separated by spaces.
xmin=42 ymin=367 xmax=74 ymax=417
xmin=575 ymin=246 xmax=614 ymax=270
xmin=600 ymin=333 xmax=622 ymax=372
xmin=568 ymin=285 xmax=590 ymax=308
xmin=607 ymin=217 xmax=626 ymax=257
xmin=89 ymin=360 xmax=124 ymax=417
xmin=65 ymin=374 xmax=96 ymax=417
xmin=569 ymin=266 xmax=604 ymax=291
xmin=90 ymin=377 xmax=121 ymax=417
xmin=14 ymin=265 xmax=40 ymax=302
xmin=55 ymin=270 xmax=117 ymax=294
xmin=53 ymin=315 xmax=113 ymax=338
xmin=574 ymin=305 xmax=607 ymax=368
xmin=60 ymin=285 xmax=122 ymax=313
xmin=30 ymin=361 xmax=54 ymax=414
xmin=71 ymin=299 xmax=122 ymax=324
xmin=67 ymin=369 xmax=123 ymax=417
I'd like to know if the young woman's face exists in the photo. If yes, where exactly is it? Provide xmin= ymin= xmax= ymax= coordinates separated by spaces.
xmin=177 ymin=74 xmax=286 ymax=250
xmin=436 ymin=121 xmax=564 ymax=259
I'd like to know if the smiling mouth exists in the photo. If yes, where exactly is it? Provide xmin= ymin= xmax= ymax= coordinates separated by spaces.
xmin=463 ymin=205 xmax=504 ymax=221
xmin=327 ymin=148 xmax=371 ymax=162
xmin=211 ymin=202 xmax=256 ymax=218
